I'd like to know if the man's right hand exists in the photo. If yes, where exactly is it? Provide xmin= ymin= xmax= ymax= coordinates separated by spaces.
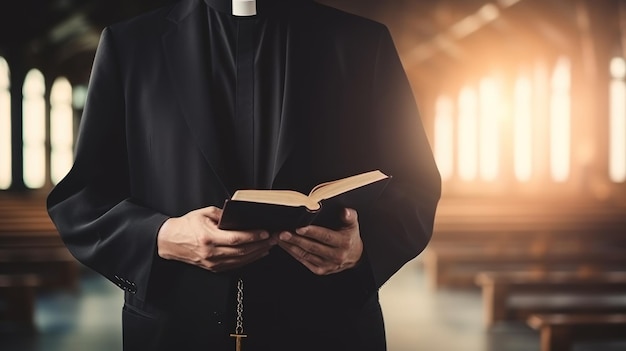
xmin=156 ymin=206 xmax=276 ymax=272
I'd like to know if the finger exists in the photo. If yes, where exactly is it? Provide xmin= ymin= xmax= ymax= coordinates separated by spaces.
xmin=342 ymin=208 xmax=358 ymax=226
xmin=197 ymin=206 xmax=223 ymax=220
xmin=211 ymin=238 xmax=277 ymax=258
xmin=277 ymin=240 xmax=328 ymax=271
xmin=199 ymin=207 xmax=270 ymax=245
xmin=211 ymin=230 xmax=271 ymax=246
xmin=278 ymin=241 xmax=337 ymax=275
xmin=278 ymin=231 xmax=335 ymax=257
xmin=277 ymin=236 xmax=334 ymax=268
xmin=292 ymin=226 xmax=342 ymax=248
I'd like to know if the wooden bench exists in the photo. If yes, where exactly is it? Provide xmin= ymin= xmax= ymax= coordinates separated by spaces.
xmin=0 ymin=196 xmax=83 ymax=328
xmin=433 ymin=200 xmax=626 ymax=242
xmin=0 ymin=247 xmax=79 ymax=291
xmin=527 ymin=313 xmax=626 ymax=351
xmin=426 ymin=198 xmax=626 ymax=290
xmin=0 ymin=274 xmax=42 ymax=329
xmin=422 ymin=246 xmax=626 ymax=290
xmin=0 ymin=196 xmax=78 ymax=292
xmin=475 ymin=271 xmax=626 ymax=327
xmin=0 ymin=197 xmax=62 ymax=247
xmin=0 ymin=218 xmax=64 ymax=248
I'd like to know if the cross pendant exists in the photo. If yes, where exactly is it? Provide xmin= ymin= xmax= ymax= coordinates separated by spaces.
xmin=230 ymin=333 xmax=247 ymax=351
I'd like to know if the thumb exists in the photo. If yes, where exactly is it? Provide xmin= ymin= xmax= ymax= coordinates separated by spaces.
xmin=343 ymin=208 xmax=358 ymax=225
xmin=199 ymin=206 xmax=223 ymax=220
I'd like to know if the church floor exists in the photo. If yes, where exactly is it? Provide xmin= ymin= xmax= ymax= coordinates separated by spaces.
xmin=1 ymin=260 xmax=625 ymax=351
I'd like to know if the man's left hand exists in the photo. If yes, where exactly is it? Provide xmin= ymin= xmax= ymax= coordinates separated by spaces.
xmin=277 ymin=208 xmax=363 ymax=275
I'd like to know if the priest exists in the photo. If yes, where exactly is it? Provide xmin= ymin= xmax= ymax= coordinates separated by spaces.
xmin=47 ymin=0 xmax=441 ymax=350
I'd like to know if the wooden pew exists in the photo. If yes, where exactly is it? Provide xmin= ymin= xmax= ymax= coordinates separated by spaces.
xmin=0 ymin=217 xmax=64 ymax=248
xmin=430 ymin=197 xmax=626 ymax=245
xmin=0 ymin=196 xmax=61 ymax=248
xmin=527 ymin=313 xmax=626 ymax=351
xmin=0 ymin=247 xmax=79 ymax=291
xmin=0 ymin=274 xmax=42 ymax=329
xmin=0 ymin=196 xmax=76 ymax=284
xmin=0 ymin=210 xmax=77 ymax=291
xmin=475 ymin=271 xmax=626 ymax=327
xmin=0 ymin=195 xmax=80 ymax=327
xmin=422 ymin=246 xmax=626 ymax=290
xmin=424 ymin=198 xmax=626 ymax=289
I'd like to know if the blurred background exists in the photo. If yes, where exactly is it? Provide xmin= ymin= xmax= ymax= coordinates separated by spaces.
xmin=1 ymin=0 xmax=626 ymax=350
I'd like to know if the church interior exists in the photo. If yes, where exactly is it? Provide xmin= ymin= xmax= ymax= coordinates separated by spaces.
xmin=1 ymin=0 xmax=626 ymax=350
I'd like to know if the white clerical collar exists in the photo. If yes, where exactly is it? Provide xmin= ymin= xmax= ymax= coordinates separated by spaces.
xmin=232 ymin=0 xmax=256 ymax=16
xmin=204 ymin=0 xmax=311 ymax=16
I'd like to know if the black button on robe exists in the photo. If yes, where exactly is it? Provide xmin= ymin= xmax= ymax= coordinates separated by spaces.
xmin=47 ymin=0 xmax=441 ymax=350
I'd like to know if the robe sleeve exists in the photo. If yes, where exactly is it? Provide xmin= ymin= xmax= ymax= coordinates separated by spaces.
xmin=46 ymin=27 xmax=169 ymax=303
xmin=359 ymin=25 xmax=441 ymax=288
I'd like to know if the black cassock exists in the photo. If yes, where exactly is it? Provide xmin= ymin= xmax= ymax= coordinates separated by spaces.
xmin=47 ymin=0 xmax=441 ymax=350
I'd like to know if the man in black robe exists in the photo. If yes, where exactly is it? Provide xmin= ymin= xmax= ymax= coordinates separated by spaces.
xmin=47 ymin=0 xmax=441 ymax=350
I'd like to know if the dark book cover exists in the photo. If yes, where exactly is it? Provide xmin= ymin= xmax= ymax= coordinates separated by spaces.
xmin=217 ymin=176 xmax=391 ymax=231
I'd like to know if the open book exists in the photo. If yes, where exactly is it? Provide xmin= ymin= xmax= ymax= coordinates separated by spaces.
xmin=218 ymin=170 xmax=390 ymax=231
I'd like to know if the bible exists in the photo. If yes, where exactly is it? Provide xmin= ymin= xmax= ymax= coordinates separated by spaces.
xmin=218 ymin=170 xmax=391 ymax=231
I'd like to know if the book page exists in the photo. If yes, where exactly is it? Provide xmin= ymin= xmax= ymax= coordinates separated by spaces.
xmin=229 ymin=170 xmax=388 ymax=211
xmin=308 ymin=170 xmax=388 ymax=203
xmin=230 ymin=189 xmax=321 ymax=210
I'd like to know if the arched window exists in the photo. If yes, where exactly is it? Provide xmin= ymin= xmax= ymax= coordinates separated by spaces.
xmin=478 ymin=77 xmax=500 ymax=181
xmin=50 ymin=77 xmax=74 ymax=185
xmin=434 ymin=96 xmax=454 ymax=181
xmin=22 ymin=69 xmax=46 ymax=189
xmin=609 ymin=57 xmax=626 ymax=183
xmin=549 ymin=56 xmax=571 ymax=183
xmin=457 ymin=86 xmax=478 ymax=181
xmin=513 ymin=75 xmax=533 ymax=182
xmin=0 ymin=57 xmax=10 ymax=190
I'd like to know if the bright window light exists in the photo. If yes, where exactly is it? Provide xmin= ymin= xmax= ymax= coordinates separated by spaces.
xmin=478 ymin=78 xmax=500 ymax=181
xmin=549 ymin=57 xmax=571 ymax=183
xmin=434 ymin=96 xmax=454 ymax=180
xmin=458 ymin=86 xmax=478 ymax=181
xmin=609 ymin=57 xmax=626 ymax=183
xmin=514 ymin=76 xmax=533 ymax=182
xmin=0 ymin=57 xmax=10 ymax=190
xmin=50 ymin=77 xmax=74 ymax=185
xmin=22 ymin=69 xmax=46 ymax=189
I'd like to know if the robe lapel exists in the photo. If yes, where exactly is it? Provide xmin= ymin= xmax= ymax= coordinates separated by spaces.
xmin=270 ymin=12 xmax=314 ymax=187
xmin=162 ymin=0 xmax=234 ymax=194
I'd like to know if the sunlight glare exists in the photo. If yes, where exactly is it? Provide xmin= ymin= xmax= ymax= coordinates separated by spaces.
xmin=458 ymin=87 xmax=478 ymax=181
xmin=609 ymin=57 xmax=626 ymax=183
xmin=514 ymin=76 xmax=533 ymax=182
xmin=549 ymin=57 xmax=571 ymax=183
xmin=434 ymin=96 xmax=454 ymax=180
xmin=478 ymin=78 xmax=500 ymax=181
